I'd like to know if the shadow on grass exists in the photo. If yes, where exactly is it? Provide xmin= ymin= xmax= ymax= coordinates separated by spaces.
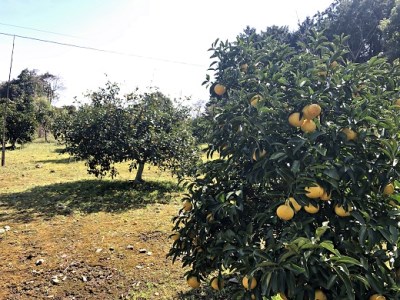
xmin=175 ymin=286 xmax=234 ymax=300
xmin=35 ymin=157 xmax=75 ymax=164
xmin=0 ymin=179 xmax=182 ymax=223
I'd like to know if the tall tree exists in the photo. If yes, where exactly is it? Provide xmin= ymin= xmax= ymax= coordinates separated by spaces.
xmin=0 ymin=69 xmax=60 ymax=148
xmin=300 ymin=0 xmax=396 ymax=62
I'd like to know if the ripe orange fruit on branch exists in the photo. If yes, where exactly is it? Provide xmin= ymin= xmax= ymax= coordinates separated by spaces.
xmin=288 ymin=112 xmax=304 ymax=127
xmin=304 ymin=203 xmax=320 ymax=214
xmin=315 ymin=289 xmax=327 ymax=300
xmin=369 ymin=294 xmax=386 ymax=300
xmin=214 ymin=84 xmax=226 ymax=96
xmin=210 ymin=277 xmax=224 ymax=290
xmin=320 ymin=191 xmax=331 ymax=201
xmin=334 ymin=204 xmax=352 ymax=217
xmin=342 ymin=128 xmax=357 ymax=141
xmin=288 ymin=197 xmax=302 ymax=212
xmin=187 ymin=276 xmax=201 ymax=288
xmin=303 ymin=104 xmax=321 ymax=119
xmin=242 ymin=276 xmax=257 ymax=290
xmin=252 ymin=149 xmax=267 ymax=161
xmin=383 ymin=183 xmax=395 ymax=195
xmin=171 ymin=233 xmax=180 ymax=241
xmin=183 ymin=200 xmax=193 ymax=212
xmin=250 ymin=95 xmax=263 ymax=107
xmin=305 ymin=184 xmax=324 ymax=198
xmin=301 ymin=119 xmax=316 ymax=133
xmin=277 ymin=204 xmax=295 ymax=221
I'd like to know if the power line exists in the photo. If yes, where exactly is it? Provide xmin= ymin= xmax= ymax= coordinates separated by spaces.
xmin=0 ymin=31 xmax=206 ymax=68
xmin=0 ymin=22 xmax=82 ymax=39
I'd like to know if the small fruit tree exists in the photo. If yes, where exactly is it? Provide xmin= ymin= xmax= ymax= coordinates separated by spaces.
xmin=64 ymin=82 xmax=199 ymax=182
xmin=169 ymin=30 xmax=400 ymax=299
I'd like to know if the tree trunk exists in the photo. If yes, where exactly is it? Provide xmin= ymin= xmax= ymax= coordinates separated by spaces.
xmin=134 ymin=162 xmax=145 ymax=183
xmin=44 ymin=128 xmax=48 ymax=142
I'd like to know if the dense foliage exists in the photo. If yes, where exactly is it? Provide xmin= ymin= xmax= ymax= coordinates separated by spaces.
xmin=63 ymin=82 xmax=199 ymax=182
xmin=169 ymin=30 xmax=400 ymax=299
xmin=0 ymin=69 xmax=60 ymax=148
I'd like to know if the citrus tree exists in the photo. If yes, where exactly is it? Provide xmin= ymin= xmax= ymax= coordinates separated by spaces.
xmin=169 ymin=30 xmax=400 ymax=299
xmin=64 ymin=81 xmax=199 ymax=182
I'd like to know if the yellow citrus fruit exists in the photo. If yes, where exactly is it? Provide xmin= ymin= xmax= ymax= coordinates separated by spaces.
xmin=187 ymin=276 xmax=201 ymax=288
xmin=320 ymin=191 xmax=331 ymax=201
xmin=250 ymin=95 xmax=263 ymax=107
xmin=240 ymin=63 xmax=248 ymax=73
xmin=342 ymin=128 xmax=357 ymax=141
xmin=242 ymin=276 xmax=257 ymax=290
xmin=304 ymin=104 xmax=321 ymax=119
xmin=214 ymin=84 xmax=226 ymax=96
xmin=251 ymin=294 xmax=256 ymax=300
xmin=315 ymin=289 xmax=327 ymax=300
xmin=330 ymin=61 xmax=339 ymax=68
xmin=288 ymin=112 xmax=305 ymax=127
xmin=369 ymin=294 xmax=386 ymax=300
xmin=318 ymin=71 xmax=327 ymax=77
xmin=305 ymin=184 xmax=324 ymax=198
xmin=279 ymin=292 xmax=288 ymax=300
xmin=288 ymin=197 xmax=302 ymax=212
xmin=252 ymin=149 xmax=267 ymax=161
xmin=183 ymin=200 xmax=193 ymax=212
xmin=302 ymin=105 xmax=312 ymax=119
xmin=301 ymin=119 xmax=317 ymax=133
xmin=394 ymin=99 xmax=400 ymax=107
xmin=210 ymin=277 xmax=224 ymax=290
xmin=171 ymin=233 xmax=180 ymax=241
xmin=304 ymin=203 xmax=320 ymax=214
xmin=334 ymin=204 xmax=352 ymax=217
xmin=277 ymin=204 xmax=295 ymax=221
xmin=206 ymin=213 xmax=214 ymax=222
xmin=383 ymin=183 xmax=395 ymax=196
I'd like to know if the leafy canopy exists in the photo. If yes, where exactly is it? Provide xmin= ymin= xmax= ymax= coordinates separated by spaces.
xmin=64 ymin=81 xmax=199 ymax=182
xmin=169 ymin=30 xmax=400 ymax=300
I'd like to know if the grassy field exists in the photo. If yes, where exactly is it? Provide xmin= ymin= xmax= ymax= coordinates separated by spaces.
xmin=0 ymin=139 xmax=229 ymax=300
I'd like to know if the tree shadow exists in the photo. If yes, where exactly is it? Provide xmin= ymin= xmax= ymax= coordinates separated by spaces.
xmin=0 ymin=179 xmax=182 ymax=223
xmin=175 ymin=287 xmax=233 ymax=299
xmin=35 ymin=157 xmax=75 ymax=164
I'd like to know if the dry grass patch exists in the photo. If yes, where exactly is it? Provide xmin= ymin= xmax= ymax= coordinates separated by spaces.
xmin=0 ymin=140 xmax=230 ymax=299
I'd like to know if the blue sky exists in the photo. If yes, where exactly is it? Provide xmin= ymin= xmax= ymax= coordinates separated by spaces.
xmin=0 ymin=0 xmax=333 ymax=107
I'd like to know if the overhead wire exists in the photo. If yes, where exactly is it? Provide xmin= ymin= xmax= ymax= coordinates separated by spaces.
xmin=0 ymin=22 xmax=83 ymax=39
xmin=0 ymin=31 xmax=206 ymax=68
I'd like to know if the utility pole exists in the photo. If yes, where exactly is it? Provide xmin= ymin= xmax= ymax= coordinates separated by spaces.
xmin=1 ymin=35 xmax=15 ymax=167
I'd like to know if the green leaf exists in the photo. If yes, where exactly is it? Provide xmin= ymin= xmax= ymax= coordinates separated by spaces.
xmin=331 ymin=256 xmax=363 ymax=267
